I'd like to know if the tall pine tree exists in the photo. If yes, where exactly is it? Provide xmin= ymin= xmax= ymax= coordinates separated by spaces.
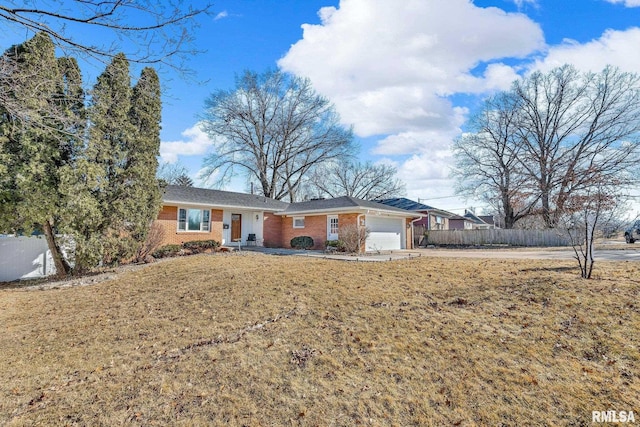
xmin=82 ymin=53 xmax=136 ymax=265
xmin=127 ymin=67 xmax=162 ymax=258
xmin=1 ymin=40 xmax=162 ymax=274
xmin=71 ymin=55 xmax=162 ymax=269
xmin=0 ymin=33 xmax=84 ymax=277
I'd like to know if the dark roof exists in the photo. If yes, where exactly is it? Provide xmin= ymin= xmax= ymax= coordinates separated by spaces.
xmin=478 ymin=215 xmax=495 ymax=226
xmin=464 ymin=210 xmax=489 ymax=225
xmin=378 ymin=197 xmax=435 ymax=211
xmin=282 ymin=196 xmax=418 ymax=216
xmin=162 ymin=185 xmax=289 ymax=211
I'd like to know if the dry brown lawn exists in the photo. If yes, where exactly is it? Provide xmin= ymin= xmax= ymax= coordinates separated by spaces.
xmin=1 ymin=253 xmax=638 ymax=426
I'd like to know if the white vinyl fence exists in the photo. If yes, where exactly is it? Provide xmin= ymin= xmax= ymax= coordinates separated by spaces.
xmin=424 ymin=229 xmax=571 ymax=247
xmin=0 ymin=236 xmax=56 ymax=282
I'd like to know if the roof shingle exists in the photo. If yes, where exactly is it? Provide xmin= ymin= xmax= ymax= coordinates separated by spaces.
xmin=162 ymin=185 xmax=289 ymax=211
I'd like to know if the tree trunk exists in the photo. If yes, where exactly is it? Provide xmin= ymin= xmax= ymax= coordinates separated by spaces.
xmin=42 ymin=219 xmax=71 ymax=278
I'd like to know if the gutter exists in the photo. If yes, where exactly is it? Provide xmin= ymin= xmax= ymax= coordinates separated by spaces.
xmin=278 ymin=207 xmax=417 ymax=218
xmin=163 ymin=200 xmax=286 ymax=212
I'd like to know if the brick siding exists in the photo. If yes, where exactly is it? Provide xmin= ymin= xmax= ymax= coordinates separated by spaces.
xmin=279 ymin=213 xmax=361 ymax=250
xmin=281 ymin=214 xmax=327 ymax=250
xmin=263 ymin=212 xmax=283 ymax=248
xmin=155 ymin=205 xmax=223 ymax=246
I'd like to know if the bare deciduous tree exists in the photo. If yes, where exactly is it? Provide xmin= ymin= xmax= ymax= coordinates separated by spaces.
xmin=453 ymin=92 xmax=538 ymax=228
xmin=561 ymin=180 xmax=621 ymax=278
xmin=514 ymin=65 xmax=640 ymax=228
xmin=309 ymin=161 xmax=405 ymax=201
xmin=157 ymin=161 xmax=192 ymax=186
xmin=0 ymin=1 xmax=211 ymax=70
xmin=200 ymin=69 xmax=355 ymax=201
xmin=455 ymin=65 xmax=640 ymax=229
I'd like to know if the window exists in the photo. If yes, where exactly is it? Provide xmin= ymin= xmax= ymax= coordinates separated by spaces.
xmin=330 ymin=217 xmax=339 ymax=234
xmin=293 ymin=216 xmax=305 ymax=228
xmin=178 ymin=208 xmax=211 ymax=232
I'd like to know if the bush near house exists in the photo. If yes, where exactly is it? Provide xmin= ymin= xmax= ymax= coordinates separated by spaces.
xmin=182 ymin=240 xmax=220 ymax=253
xmin=290 ymin=236 xmax=314 ymax=250
xmin=152 ymin=244 xmax=182 ymax=258
xmin=324 ymin=239 xmax=345 ymax=251
xmin=339 ymin=224 xmax=370 ymax=254
xmin=153 ymin=240 xmax=221 ymax=259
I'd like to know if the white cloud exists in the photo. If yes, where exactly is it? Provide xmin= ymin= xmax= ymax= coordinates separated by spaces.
xmin=160 ymin=123 xmax=215 ymax=164
xmin=604 ymin=0 xmax=640 ymax=7
xmin=530 ymin=28 xmax=640 ymax=73
xmin=372 ymin=120 xmax=463 ymax=156
xmin=278 ymin=0 xmax=544 ymax=209
xmin=512 ymin=0 xmax=539 ymax=8
xmin=214 ymin=11 xmax=229 ymax=21
xmin=279 ymin=0 xmax=544 ymax=143
xmin=395 ymin=152 xmax=469 ymax=212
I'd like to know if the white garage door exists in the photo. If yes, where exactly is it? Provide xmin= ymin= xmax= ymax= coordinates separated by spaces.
xmin=366 ymin=216 xmax=404 ymax=251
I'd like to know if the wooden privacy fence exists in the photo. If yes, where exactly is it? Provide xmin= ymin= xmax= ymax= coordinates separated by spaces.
xmin=421 ymin=229 xmax=571 ymax=247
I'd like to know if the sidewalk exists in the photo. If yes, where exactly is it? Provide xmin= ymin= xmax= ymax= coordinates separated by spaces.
xmin=243 ymin=246 xmax=423 ymax=262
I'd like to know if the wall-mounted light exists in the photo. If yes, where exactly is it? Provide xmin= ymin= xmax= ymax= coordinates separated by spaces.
xmin=256 ymin=214 xmax=259 ymax=220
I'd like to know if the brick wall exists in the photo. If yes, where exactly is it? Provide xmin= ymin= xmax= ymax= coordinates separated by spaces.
xmin=154 ymin=205 xmax=223 ymax=246
xmin=263 ymin=212 xmax=283 ymax=248
xmin=337 ymin=213 xmax=363 ymax=252
xmin=279 ymin=213 xmax=363 ymax=250
xmin=281 ymin=214 xmax=327 ymax=250
xmin=338 ymin=213 xmax=358 ymax=229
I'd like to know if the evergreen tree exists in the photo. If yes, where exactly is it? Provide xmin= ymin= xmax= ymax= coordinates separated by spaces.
xmin=78 ymin=53 xmax=136 ymax=266
xmin=70 ymin=56 xmax=163 ymax=269
xmin=126 ymin=67 xmax=162 ymax=259
xmin=0 ymin=33 xmax=85 ymax=277
xmin=174 ymin=174 xmax=194 ymax=187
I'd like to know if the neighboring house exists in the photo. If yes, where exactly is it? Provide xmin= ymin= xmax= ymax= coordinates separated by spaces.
xmin=156 ymin=186 xmax=421 ymax=251
xmin=461 ymin=210 xmax=495 ymax=230
xmin=448 ymin=214 xmax=475 ymax=230
xmin=378 ymin=198 xmax=457 ymax=231
xmin=478 ymin=215 xmax=497 ymax=229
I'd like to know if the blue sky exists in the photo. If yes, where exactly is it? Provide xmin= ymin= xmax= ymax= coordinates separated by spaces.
xmin=3 ymin=0 xmax=640 ymax=214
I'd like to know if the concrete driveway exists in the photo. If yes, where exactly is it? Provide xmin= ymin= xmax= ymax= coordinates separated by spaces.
xmin=245 ymin=246 xmax=640 ymax=262
xmin=412 ymin=247 xmax=640 ymax=261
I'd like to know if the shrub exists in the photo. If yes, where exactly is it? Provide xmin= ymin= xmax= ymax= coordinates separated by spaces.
xmin=135 ymin=221 xmax=165 ymax=262
xmin=291 ymin=236 xmax=314 ymax=250
xmin=152 ymin=244 xmax=182 ymax=258
xmin=182 ymin=239 xmax=220 ymax=253
xmin=339 ymin=224 xmax=370 ymax=254
xmin=325 ymin=239 xmax=346 ymax=251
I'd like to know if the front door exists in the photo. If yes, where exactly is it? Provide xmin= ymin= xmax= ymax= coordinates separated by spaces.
xmin=327 ymin=215 xmax=339 ymax=241
xmin=231 ymin=214 xmax=242 ymax=242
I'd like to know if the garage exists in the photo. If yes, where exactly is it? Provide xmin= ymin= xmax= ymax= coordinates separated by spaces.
xmin=365 ymin=215 xmax=404 ymax=251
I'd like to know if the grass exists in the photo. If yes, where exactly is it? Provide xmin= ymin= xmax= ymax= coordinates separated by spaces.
xmin=0 ymin=253 xmax=638 ymax=426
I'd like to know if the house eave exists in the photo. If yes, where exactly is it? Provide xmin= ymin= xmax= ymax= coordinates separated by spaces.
xmin=277 ymin=206 xmax=422 ymax=218
xmin=162 ymin=199 xmax=285 ymax=212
